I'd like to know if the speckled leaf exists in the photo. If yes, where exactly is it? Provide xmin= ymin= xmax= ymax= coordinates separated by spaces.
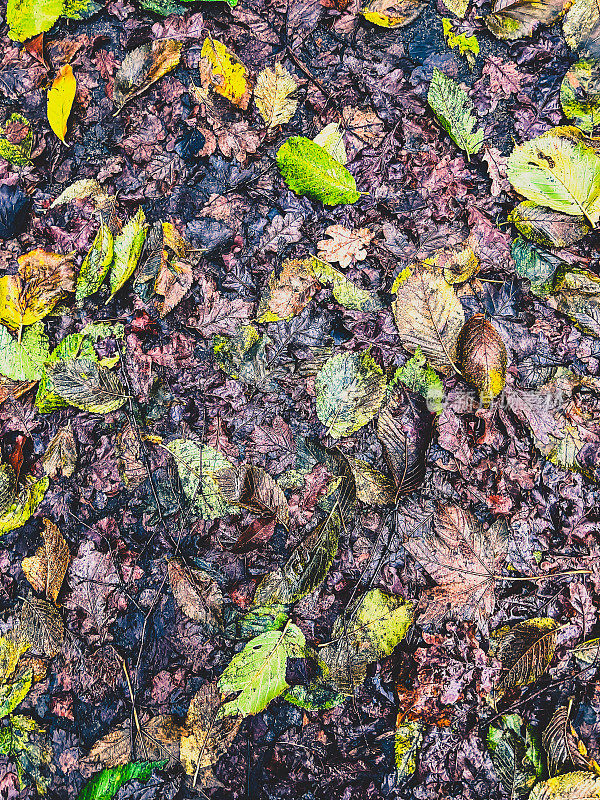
xmin=108 ymin=208 xmax=147 ymax=299
xmin=165 ymin=439 xmax=234 ymax=520
xmin=561 ymin=59 xmax=600 ymax=132
xmin=277 ymin=137 xmax=360 ymax=206
xmin=7 ymin=0 xmax=63 ymax=41
xmin=0 ymin=322 xmax=49 ymax=382
xmin=0 ymin=476 xmax=49 ymax=537
xmin=427 ymin=69 xmax=483 ymax=158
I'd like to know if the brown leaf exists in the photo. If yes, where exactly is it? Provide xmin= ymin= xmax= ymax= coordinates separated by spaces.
xmin=19 ymin=248 xmax=75 ymax=293
xmin=0 ymin=377 xmax=36 ymax=407
xmin=542 ymin=700 xmax=595 ymax=776
xmin=216 ymin=464 xmax=290 ymax=529
xmin=116 ymin=423 xmax=146 ymax=490
xmin=495 ymin=617 xmax=559 ymax=690
xmin=403 ymin=506 xmax=508 ymax=628
xmin=256 ymin=258 xmax=321 ymax=324
xmin=457 ymin=314 xmax=507 ymax=406
xmin=42 ymin=422 xmax=77 ymax=479
xmin=317 ymin=224 xmax=373 ymax=269
xmin=20 ymin=595 xmax=64 ymax=657
xmin=136 ymin=714 xmax=183 ymax=765
xmin=21 ymin=519 xmax=70 ymax=605
xmin=168 ymin=558 xmax=223 ymax=629
xmin=114 ymin=39 xmax=183 ymax=109
xmin=485 ymin=0 xmax=573 ymax=39
xmin=155 ymin=258 xmax=193 ymax=318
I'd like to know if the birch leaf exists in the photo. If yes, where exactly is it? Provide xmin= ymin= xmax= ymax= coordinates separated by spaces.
xmin=47 ymin=64 xmax=76 ymax=143
xmin=277 ymin=137 xmax=361 ymax=206
xmin=427 ymin=69 xmax=483 ymax=158
xmin=254 ymin=63 xmax=298 ymax=129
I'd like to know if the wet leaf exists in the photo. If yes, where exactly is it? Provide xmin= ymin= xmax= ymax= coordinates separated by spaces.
xmin=563 ymin=0 xmax=600 ymax=57
xmin=442 ymin=18 xmax=480 ymax=68
xmin=507 ymin=131 xmax=600 ymax=226
xmin=487 ymin=714 xmax=543 ymax=797
xmin=109 ymin=208 xmax=147 ymax=299
xmin=0 ymin=714 xmax=52 ymax=794
xmin=456 ymin=314 xmax=507 ymax=406
xmin=313 ymin=123 xmax=347 ymax=164
xmin=561 ymin=59 xmax=600 ymax=132
xmin=427 ymin=69 xmax=483 ymax=158
xmin=165 ymin=439 xmax=234 ymax=520
xmin=199 ymin=37 xmax=251 ymax=109
xmin=320 ymin=589 xmax=414 ymax=693
xmin=20 ymin=595 xmax=64 ymax=657
xmin=155 ymin=255 xmax=192 ymax=318
xmin=392 ymin=266 xmax=465 ymax=374
xmin=0 ymin=669 xmax=32 ymax=720
xmin=392 ymin=349 xmax=445 ymax=413
xmin=312 ymin=257 xmax=384 ymax=312
xmin=254 ymin=63 xmax=298 ymax=128
xmin=115 ymin=423 xmax=145 ymax=489
xmin=317 ymin=224 xmax=372 ymax=269
xmin=362 ymin=0 xmax=427 ymax=27
xmin=543 ymin=700 xmax=594 ymax=776
xmin=496 ymin=618 xmax=559 ymax=690
xmin=511 ymin=236 xmax=564 ymax=298
xmin=509 ymin=201 xmax=591 ymax=249
xmin=555 ymin=269 xmax=600 ymax=337
xmin=345 ymin=456 xmax=396 ymax=505
xmin=114 ymin=40 xmax=183 ymax=109
xmin=485 ymin=0 xmax=572 ymax=39
xmin=168 ymin=558 xmax=223 ymax=629
xmin=0 ymin=185 xmax=30 ymax=240
xmin=77 ymin=223 xmax=114 ymax=302
xmin=277 ymin=137 xmax=361 ymax=206
xmin=42 ymin=422 xmax=77 ymax=479
xmin=395 ymin=720 xmax=423 ymax=782
xmin=529 ymin=771 xmax=600 ymax=798
xmin=0 ymin=114 xmax=33 ymax=166
xmin=216 ymin=464 xmax=290 ymax=528
xmin=0 ymin=476 xmax=49 ymax=536
xmin=573 ymin=637 xmax=600 ymax=664
xmin=284 ymin=683 xmax=345 ymax=710
xmin=403 ymin=506 xmax=508 ymax=628
xmin=21 ymin=519 xmax=70 ymax=604
xmin=315 ymin=350 xmax=386 ymax=438
xmin=46 ymin=358 xmax=129 ymax=413
xmin=35 ymin=331 xmax=96 ymax=413
xmin=47 ymin=64 xmax=76 ymax=142
xmin=0 ymin=464 xmax=15 ymax=516
xmin=256 ymin=258 xmax=321 ymax=323
xmin=7 ymin=0 xmax=63 ymax=41
xmin=218 ymin=622 xmax=306 ymax=716
xmin=77 ymin=760 xmax=166 ymax=800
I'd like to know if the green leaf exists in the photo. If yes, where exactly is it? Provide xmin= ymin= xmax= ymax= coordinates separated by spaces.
xmin=320 ymin=589 xmax=414 ymax=693
xmin=77 ymin=223 xmax=114 ymax=302
xmin=213 ymin=324 xmax=277 ymax=392
xmin=391 ymin=348 xmax=445 ymax=413
xmin=530 ymin=772 xmax=600 ymax=799
xmin=284 ymin=683 xmax=345 ymax=710
xmin=36 ymin=332 xmax=96 ymax=413
xmin=0 ymin=323 xmax=49 ymax=382
xmin=0 ymin=476 xmax=49 ymax=536
xmin=561 ymin=58 xmax=600 ymax=133
xmin=563 ymin=0 xmax=600 ymax=58
xmin=76 ymin=760 xmax=167 ymax=800
xmin=0 ymin=669 xmax=32 ymax=719
xmin=427 ymin=68 xmax=483 ymax=158
xmin=45 ymin=358 xmax=129 ymax=413
xmin=254 ymin=511 xmax=341 ymax=605
xmin=239 ymin=605 xmax=289 ymax=639
xmin=0 ymin=465 xmax=15 ymax=517
xmin=108 ymin=208 xmax=147 ymax=300
xmin=511 ymin=236 xmax=564 ymax=299
xmin=276 ymin=137 xmax=361 ymax=206
xmin=395 ymin=720 xmax=424 ymax=782
xmin=0 ymin=714 xmax=52 ymax=794
xmin=487 ymin=714 xmax=543 ymax=797
xmin=0 ymin=114 xmax=33 ymax=166
xmin=165 ymin=439 xmax=234 ymax=520
xmin=139 ymin=0 xmax=186 ymax=13
xmin=61 ymin=0 xmax=102 ymax=17
xmin=509 ymin=200 xmax=591 ymax=249
xmin=442 ymin=18 xmax=480 ymax=67
xmin=218 ymin=622 xmax=306 ymax=716
xmin=311 ymin=258 xmax=384 ymax=312
xmin=507 ymin=130 xmax=600 ymax=225
xmin=315 ymin=350 xmax=386 ymax=438
xmin=6 ymin=0 xmax=64 ymax=42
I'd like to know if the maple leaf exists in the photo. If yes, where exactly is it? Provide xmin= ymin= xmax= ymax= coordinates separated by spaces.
xmin=317 ymin=224 xmax=373 ymax=269
xmin=403 ymin=506 xmax=508 ymax=628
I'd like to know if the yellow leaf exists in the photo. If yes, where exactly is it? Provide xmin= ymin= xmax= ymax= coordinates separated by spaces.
xmin=200 ymin=37 xmax=251 ymax=109
xmin=254 ymin=63 xmax=298 ymax=128
xmin=47 ymin=64 xmax=76 ymax=143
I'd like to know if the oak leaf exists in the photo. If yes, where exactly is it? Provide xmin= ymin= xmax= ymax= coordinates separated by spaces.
xmin=317 ymin=224 xmax=373 ymax=269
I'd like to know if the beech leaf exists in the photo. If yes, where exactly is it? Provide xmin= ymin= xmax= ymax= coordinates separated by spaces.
xmin=456 ymin=314 xmax=507 ymax=406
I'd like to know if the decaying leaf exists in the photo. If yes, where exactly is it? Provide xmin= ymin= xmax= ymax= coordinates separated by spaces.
xmin=509 ymin=201 xmax=591 ymax=249
xmin=563 ymin=0 xmax=600 ymax=57
xmin=456 ymin=314 xmax=507 ymax=406
xmin=77 ymin=222 xmax=114 ymax=302
xmin=256 ymin=258 xmax=321 ymax=323
xmin=573 ymin=637 xmax=600 ymax=664
xmin=0 ymin=114 xmax=33 ymax=166
xmin=395 ymin=720 xmax=423 ymax=782
xmin=485 ymin=0 xmax=572 ymax=39
xmin=165 ymin=439 xmax=235 ymax=520
xmin=561 ymin=59 xmax=600 ymax=132
xmin=254 ymin=63 xmax=298 ymax=128
xmin=0 ymin=476 xmax=49 ymax=537
xmin=487 ymin=714 xmax=543 ymax=797
xmin=0 ymin=464 xmax=15 ymax=516
xmin=555 ymin=269 xmax=600 ymax=337
xmin=199 ymin=37 xmax=251 ymax=109
xmin=42 ymin=422 xmax=77 ymax=480
xmin=392 ymin=266 xmax=465 ymax=374
xmin=47 ymin=64 xmax=76 ymax=142
xmin=403 ymin=506 xmax=508 ymax=628
xmin=113 ymin=39 xmax=183 ymax=109
xmin=495 ymin=617 xmax=559 ymax=691
xmin=313 ymin=123 xmax=347 ymax=164
xmin=315 ymin=350 xmax=387 ymax=438
xmin=168 ymin=558 xmax=223 ymax=629
xmin=346 ymin=457 xmax=395 ymax=505
xmin=109 ymin=208 xmax=147 ymax=299
xmin=21 ymin=519 xmax=70 ymax=605
xmin=362 ymin=0 xmax=427 ymax=27
xmin=20 ymin=595 xmax=64 ymax=657
xmin=115 ymin=423 xmax=145 ymax=489
xmin=543 ymin=700 xmax=596 ymax=776
xmin=427 ymin=69 xmax=483 ymax=159
xmin=442 ymin=18 xmax=480 ymax=67
xmin=0 ymin=713 xmax=52 ymax=794
xmin=312 ymin=257 xmax=384 ymax=312
xmin=46 ymin=359 xmax=129 ymax=413
xmin=216 ymin=464 xmax=290 ymax=528
xmin=155 ymin=256 xmax=193 ymax=318
xmin=530 ymin=771 xmax=600 ymax=799
xmin=277 ymin=137 xmax=361 ymax=206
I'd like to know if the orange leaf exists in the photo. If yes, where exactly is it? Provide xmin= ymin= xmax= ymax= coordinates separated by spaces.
xmin=47 ymin=64 xmax=76 ymax=142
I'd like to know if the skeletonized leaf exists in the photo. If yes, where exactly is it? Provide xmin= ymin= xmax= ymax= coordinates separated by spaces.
xmin=77 ymin=223 xmax=114 ymax=302
xmin=254 ymin=511 xmax=341 ymax=605
xmin=377 ymin=382 xmax=434 ymax=495
xmin=47 ymin=64 xmax=76 ymax=142
xmin=543 ymin=701 xmax=594 ymax=776
xmin=199 ymin=37 xmax=251 ymax=109
xmin=392 ymin=266 xmax=465 ymax=374
xmin=20 ymin=595 xmax=64 ymax=657
xmin=320 ymin=589 xmax=414 ymax=693
xmin=427 ymin=69 xmax=483 ymax=158
xmin=216 ymin=464 xmax=290 ymax=528
xmin=496 ymin=618 xmax=559 ymax=690
xmin=218 ymin=622 xmax=306 ymax=716
xmin=507 ymin=132 xmax=600 ymax=226
xmin=21 ymin=519 xmax=70 ymax=605
xmin=46 ymin=358 xmax=129 ymax=413
xmin=485 ymin=0 xmax=572 ymax=39
xmin=509 ymin=201 xmax=591 ymax=248
xmin=315 ymin=350 xmax=386 ymax=438
xmin=7 ymin=0 xmax=62 ymax=42
xmin=168 ymin=558 xmax=223 ymax=629
xmin=165 ymin=439 xmax=234 ymax=520
xmin=403 ymin=506 xmax=508 ymax=628
xmin=487 ymin=714 xmax=543 ymax=797
xmin=456 ymin=314 xmax=507 ymax=406
xmin=42 ymin=422 xmax=77 ymax=479
xmin=109 ymin=208 xmax=147 ymax=299
xmin=114 ymin=40 xmax=183 ymax=109
xmin=362 ymin=0 xmax=427 ymax=26
xmin=254 ymin=63 xmax=298 ymax=129
xmin=277 ymin=137 xmax=361 ymax=206
xmin=530 ymin=772 xmax=600 ymax=799
xmin=180 ymin=682 xmax=241 ymax=781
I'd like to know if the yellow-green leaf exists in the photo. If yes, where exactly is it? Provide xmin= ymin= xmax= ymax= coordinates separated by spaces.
xmin=77 ymin=223 xmax=114 ymax=302
xmin=47 ymin=64 xmax=76 ymax=143
xmin=277 ymin=137 xmax=361 ymax=206
xmin=7 ymin=0 xmax=63 ymax=42
xmin=0 ymin=322 xmax=49 ymax=382
xmin=530 ymin=772 xmax=600 ymax=799
xmin=561 ymin=58 xmax=600 ymax=133
xmin=0 ymin=476 xmax=49 ymax=536
xmin=427 ymin=68 xmax=483 ymax=158
xmin=109 ymin=208 xmax=147 ymax=299
xmin=200 ymin=37 xmax=251 ymax=110
xmin=362 ymin=0 xmax=427 ymax=27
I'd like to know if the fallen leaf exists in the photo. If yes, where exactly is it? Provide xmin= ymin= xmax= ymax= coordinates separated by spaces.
xmin=277 ymin=136 xmax=361 ymax=206
xmin=456 ymin=314 xmax=507 ymax=406
xmin=427 ymin=69 xmax=483 ymax=159
xmin=20 ymin=596 xmax=64 ymax=657
xmin=216 ymin=464 xmax=290 ymax=528
xmin=485 ymin=0 xmax=573 ymax=39
xmin=42 ymin=422 xmax=77 ymax=479
xmin=113 ymin=39 xmax=183 ymax=109
xmin=254 ymin=63 xmax=298 ymax=128
xmin=47 ymin=64 xmax=76 ymax=142
xmin=256 ymin=258 xmax=321 ymax=323
xmin=199 ymin=37 xmax=251 ymax=109
xmin=168 ymin=558 xmax=223 ymax=629
xmin=317 ymin=224 xmax=372 ymax=269
xmin=495 ymin=618 xmax=559 ymax=690
xmin=21 ymin=519 xmax=70 ymax=604
xmin=362 ymin=0 xmax=427 ymax=26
